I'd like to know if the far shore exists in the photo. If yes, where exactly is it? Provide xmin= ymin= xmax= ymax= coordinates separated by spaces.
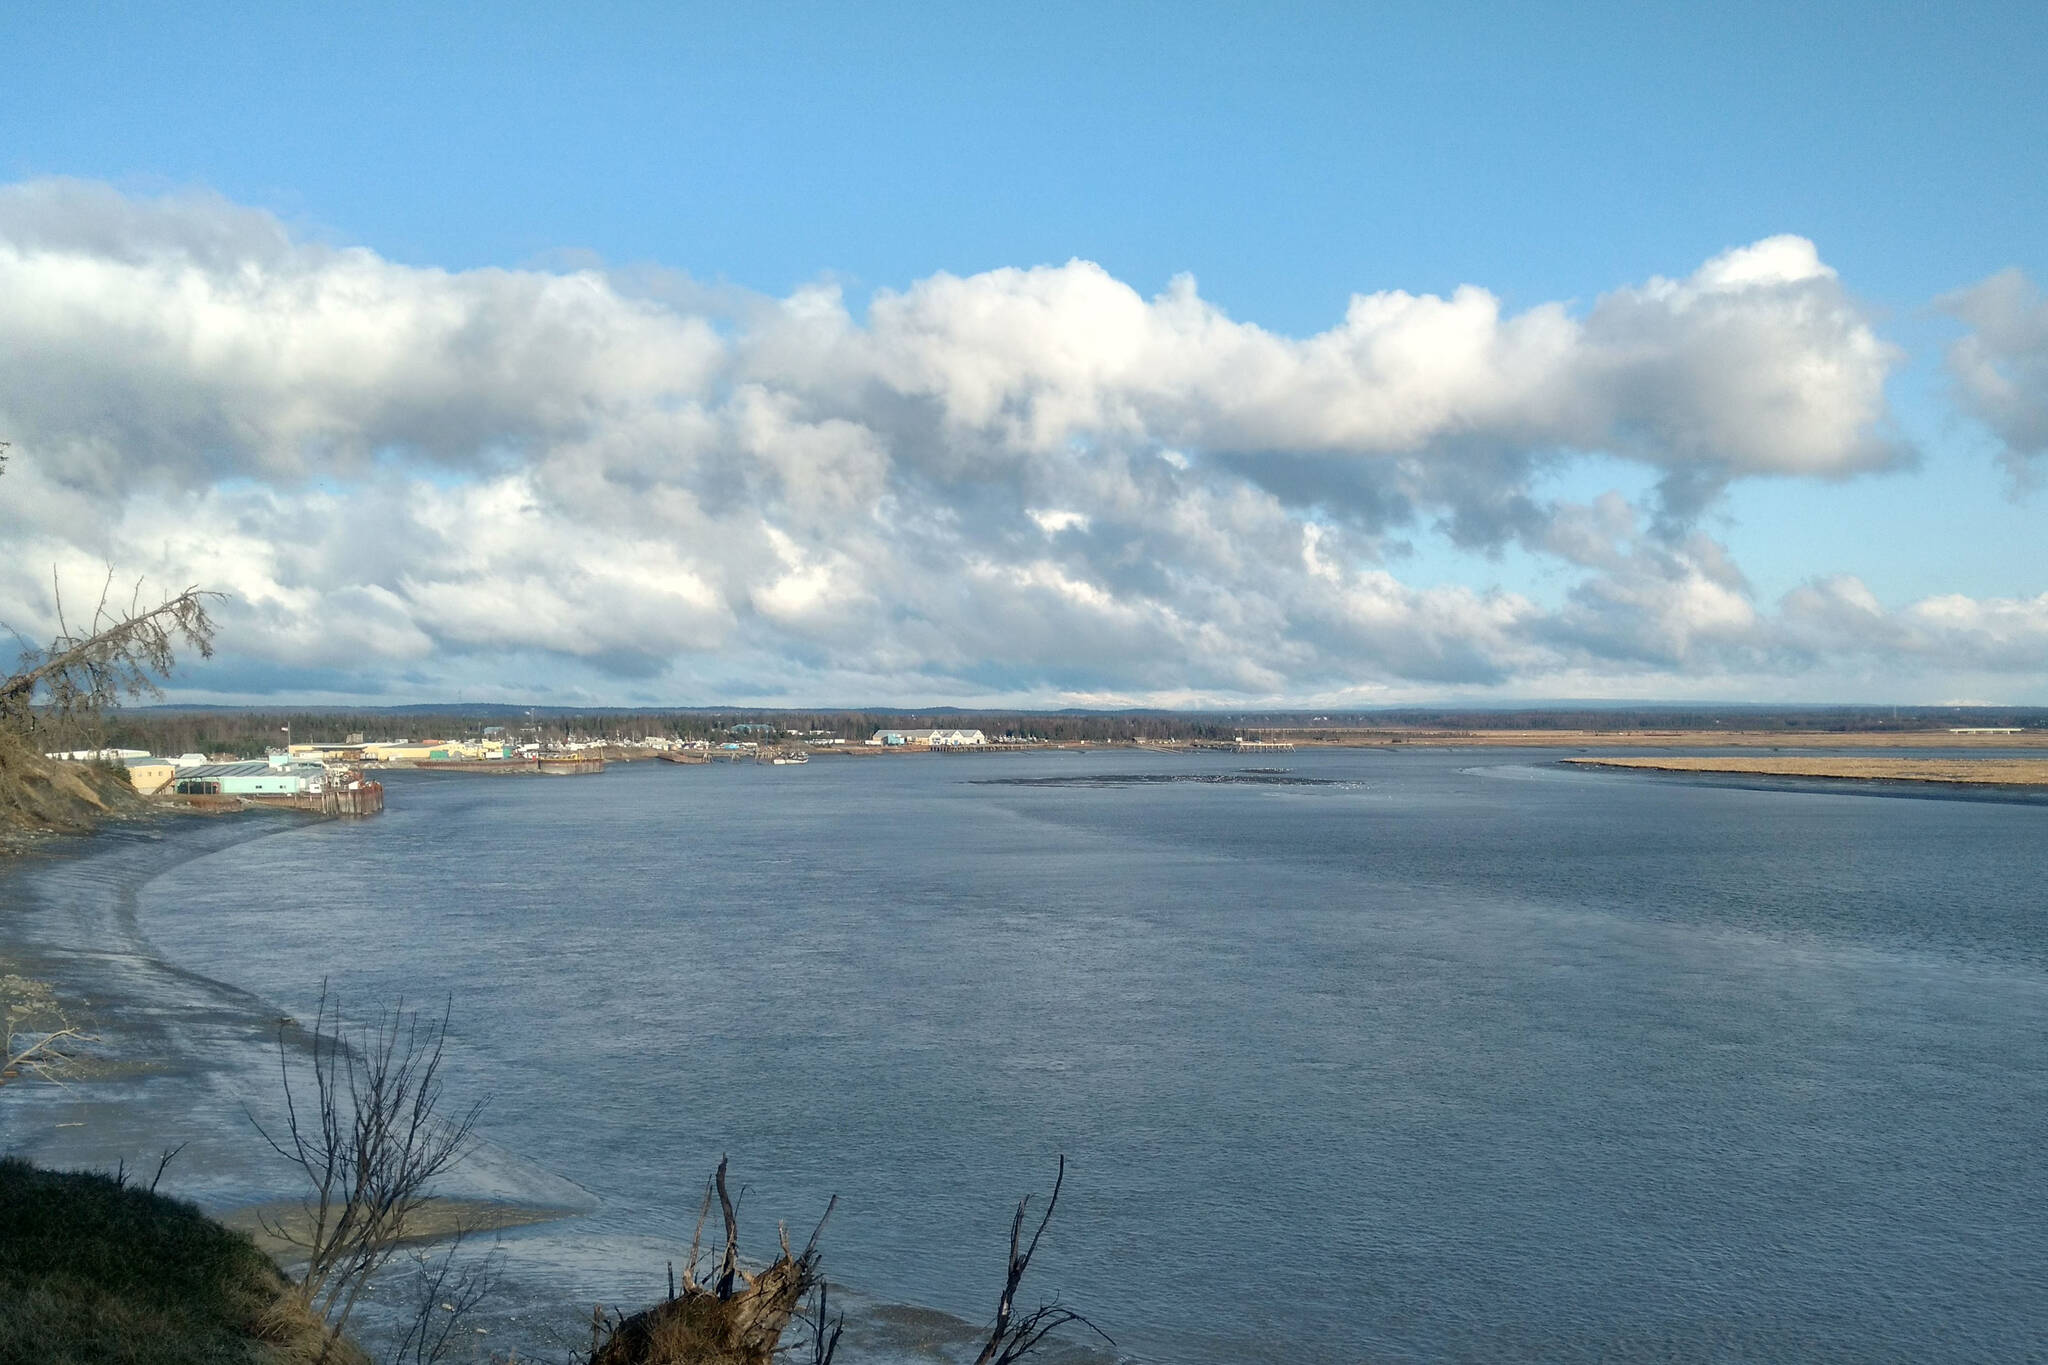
xmin=1259 ymin=728 xmax=2048 ymax=750
xmin=1564 ymin=755 xmax=2048 ymax=786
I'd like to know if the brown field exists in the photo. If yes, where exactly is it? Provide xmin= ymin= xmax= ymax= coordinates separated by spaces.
xmin=1274 ymin=728 xmax=2048 ymax=749
xmin=1564 ymin=756 xmax=2048 ymax=786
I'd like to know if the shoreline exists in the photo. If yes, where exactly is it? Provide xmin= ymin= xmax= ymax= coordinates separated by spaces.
xmin=0 ymin=819 xmax=600 ymax=1324
xmin=0 ymin=815 xmax=1053 ymax=1365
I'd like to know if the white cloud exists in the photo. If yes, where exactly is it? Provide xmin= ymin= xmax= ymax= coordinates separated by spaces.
xmin=1941 ymin=268 xmax=2048 ymax=481
xmin=0 ymin=180 xmax=2036 ymax=704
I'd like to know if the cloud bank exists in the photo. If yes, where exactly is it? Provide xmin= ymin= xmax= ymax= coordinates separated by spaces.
xmin=0 ymin=179 xmax=2040 ymax=704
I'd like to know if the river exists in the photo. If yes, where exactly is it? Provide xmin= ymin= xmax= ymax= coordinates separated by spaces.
xmin=4 ymin=747 xmax=2046 ymax=1362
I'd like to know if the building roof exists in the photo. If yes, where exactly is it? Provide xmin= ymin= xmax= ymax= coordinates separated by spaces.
xmin=176 ymin=762 xmax=324 ymax=779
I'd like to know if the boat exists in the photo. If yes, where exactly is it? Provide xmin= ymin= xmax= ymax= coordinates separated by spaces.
xmin=771 ymin=752 xmax=809 ymax=765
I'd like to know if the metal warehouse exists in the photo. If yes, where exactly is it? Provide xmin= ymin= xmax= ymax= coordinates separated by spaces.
xmin=171 ymin=761 xmax=327 ymax=797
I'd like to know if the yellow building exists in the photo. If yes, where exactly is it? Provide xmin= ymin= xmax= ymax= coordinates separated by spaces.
xmin=122 ymin=757 xmax=176 ymax=795
xmin=362 ymin=742 xmax=442 ymax=762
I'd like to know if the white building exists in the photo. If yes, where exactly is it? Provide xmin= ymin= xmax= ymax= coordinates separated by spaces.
xmin=869 ymin=728 xmax=987 ymax=747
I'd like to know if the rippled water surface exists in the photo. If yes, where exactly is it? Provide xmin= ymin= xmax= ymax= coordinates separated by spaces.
xmin=12 ymin=748 xmax=2048 ymax=1361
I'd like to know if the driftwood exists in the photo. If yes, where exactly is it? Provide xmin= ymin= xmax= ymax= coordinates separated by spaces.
xmin=591 ymin=1157 xmax=1102 ymax=1365
xmin=590 ymin=1159 xmax=834 ymax=1365
xmin=2 ymin=1025 xmax=91 ymax=1085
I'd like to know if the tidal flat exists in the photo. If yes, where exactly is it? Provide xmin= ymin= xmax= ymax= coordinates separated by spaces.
xmin=1567 ymin=755 xmax=2048 ymax=786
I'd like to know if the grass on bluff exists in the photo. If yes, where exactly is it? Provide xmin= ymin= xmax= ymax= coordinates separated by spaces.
xmin=0 ymin=1156 xmax=358 ymax=1365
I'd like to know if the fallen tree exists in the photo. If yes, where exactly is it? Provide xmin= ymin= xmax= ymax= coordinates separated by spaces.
xmin=590 ymin=1158 xmax=833 ymax=1365
xmin=0 ymin=575 xmax=220 ymax=837
xmin=0 ymin=445 xmax=221 ymax=839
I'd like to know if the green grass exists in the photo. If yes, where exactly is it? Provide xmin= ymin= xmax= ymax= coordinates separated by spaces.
xmin=0 ymin=1156 xmax=344 ymax=1365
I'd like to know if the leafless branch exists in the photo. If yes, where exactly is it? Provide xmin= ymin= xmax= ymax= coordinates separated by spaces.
xmin=392 ymin=1225 xmax=505 ymax=1365
xmin=2 ymin=580 xmax=221 ymax=730
xmin=802 ymin=1276 xmax=844 ymax=1365
xmin=2 ymin=1025 xmax=94 ymax=1086
xmin=972 ymin=1156 xmax=1112 ymax=1365
xmin=149 ymin=1142 xmax=188 ymax=1194
xmin=244 ymin=982 xmax=486 ymax=1356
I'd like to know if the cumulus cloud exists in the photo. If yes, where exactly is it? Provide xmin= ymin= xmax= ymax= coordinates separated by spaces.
xmin=1941 ymin=268 xmax=2048 ymax=481
xmin=0 ymin=180 xmax=723 ymax=491
xmin=0 ymin=178 xmax=2034 ymax=704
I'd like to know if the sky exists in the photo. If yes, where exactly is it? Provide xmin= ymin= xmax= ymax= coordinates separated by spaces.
xmin=1 ymin=2 xmax=2044 ymax=707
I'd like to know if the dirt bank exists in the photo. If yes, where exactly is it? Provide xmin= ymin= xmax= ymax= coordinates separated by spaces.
xmin=0 ymin=732 xmax=148 ymax=850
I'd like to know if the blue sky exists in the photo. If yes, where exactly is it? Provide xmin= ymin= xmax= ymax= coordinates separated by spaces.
xmin=15 ymin=4 xmax=2044 ymax=312
xmin=1 ymin=3 xmax=2043 ymax=704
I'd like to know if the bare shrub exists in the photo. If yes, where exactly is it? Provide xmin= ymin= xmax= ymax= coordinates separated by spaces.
xmin=247 ymin=982 xmax=485 ymax=1358
xmin=393 ymin=1227 xmax=505 ymax=1365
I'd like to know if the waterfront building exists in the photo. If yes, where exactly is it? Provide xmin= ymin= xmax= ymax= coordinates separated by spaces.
xmin=868 ymin=728 xmax=988 ymax=747
xmin=358 ymin=739 xmax=511 ymax=762
xmin=170 ymin=760 xmax=327 ymax=797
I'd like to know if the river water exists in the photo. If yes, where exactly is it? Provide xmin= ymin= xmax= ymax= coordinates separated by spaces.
xmin=4 ymin=747 xmax=2047 ymax=1362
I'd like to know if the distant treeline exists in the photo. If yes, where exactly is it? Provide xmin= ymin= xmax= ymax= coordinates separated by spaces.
xmin=85 ymin=708 xmax=1236 ymax=757
xmin=61 ymin=703 xmax=2048 ymax=760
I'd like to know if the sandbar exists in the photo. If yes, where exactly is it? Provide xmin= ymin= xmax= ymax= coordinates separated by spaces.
xmin=1564 ymin=756 xmax=2048 ymax=786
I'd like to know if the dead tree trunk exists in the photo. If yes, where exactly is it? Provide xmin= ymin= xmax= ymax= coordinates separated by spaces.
xmin=590 ymin=1158 xmax=834 ymax=1365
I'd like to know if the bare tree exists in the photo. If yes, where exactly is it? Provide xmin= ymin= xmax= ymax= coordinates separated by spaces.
xmin=1 ymin=570 xmax=219 ymax=731
xmin=392 ymin=1226 xmax=506 ymax=1365
xmin=247 ymin=982 xmax=486 ymax=1359
xmin=0 ymin=440 xmax=216 ymax=731
xmin=972 ymin=1157 xmax=1111 ymax=1365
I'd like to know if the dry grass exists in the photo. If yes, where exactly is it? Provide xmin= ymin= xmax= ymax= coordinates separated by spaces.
xmin=0 ymin=729 xmax=143 ymax=844
xmin=1565 ymin=756 xmax=2048 ymax=785
xmin=0 ymin=1156 xmax=361 ymax=1365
